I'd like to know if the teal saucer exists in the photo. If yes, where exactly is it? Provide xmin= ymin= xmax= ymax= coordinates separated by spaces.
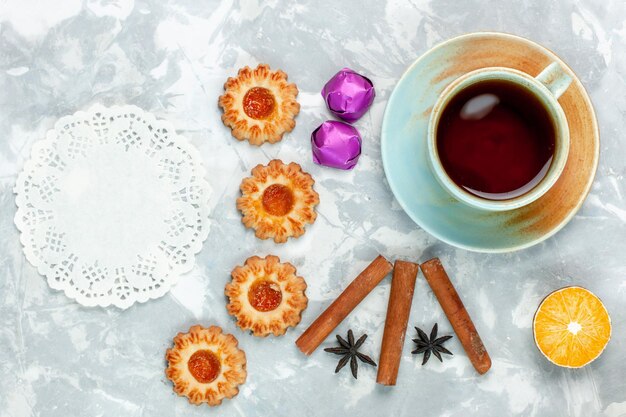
xmin=381 ymin=32 xmax=599 ymax=252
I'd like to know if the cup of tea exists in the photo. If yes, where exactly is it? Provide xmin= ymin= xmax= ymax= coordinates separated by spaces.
xmin=427 ymin=62 xmax=573 ymax=211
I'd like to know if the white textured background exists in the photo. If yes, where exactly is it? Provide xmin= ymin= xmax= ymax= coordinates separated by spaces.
xmin=1 ymin=1 xmax=625 ymax=416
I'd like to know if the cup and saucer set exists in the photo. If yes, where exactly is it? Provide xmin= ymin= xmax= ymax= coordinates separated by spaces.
xmin=381 ymin=32 xmax=598 ymax=253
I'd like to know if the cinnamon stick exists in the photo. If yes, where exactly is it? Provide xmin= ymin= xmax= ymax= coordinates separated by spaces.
xmin=420 ymin=258 xmax=491 ymax=374
xmin=296 ymin=255 xmax=393 ymax=355
xmin=376 ymin=260 xmax=419 ymax=386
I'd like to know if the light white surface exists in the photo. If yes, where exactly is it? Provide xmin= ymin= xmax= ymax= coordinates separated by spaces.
xmin=13 ymin=105 xmax=211 ymax=308
xmin=0 ymin=1 xmax=625 ymax=416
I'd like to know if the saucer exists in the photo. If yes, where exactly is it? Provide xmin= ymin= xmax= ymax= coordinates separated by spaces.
xmin=381 ymin=32 xmax=599 ymax=252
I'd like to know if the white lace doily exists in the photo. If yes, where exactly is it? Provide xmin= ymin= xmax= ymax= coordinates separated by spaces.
xmin=14 ymin=105 xmax=212 ymax=308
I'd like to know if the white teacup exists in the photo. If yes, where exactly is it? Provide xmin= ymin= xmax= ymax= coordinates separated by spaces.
xmin=427 ymin=63 xmax=573 ymax=211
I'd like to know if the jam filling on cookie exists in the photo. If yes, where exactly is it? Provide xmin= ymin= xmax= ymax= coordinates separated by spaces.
xmin=243 ymin=87 xmax=276 ymax=120
xmin=188 ymin=350 xmax=221 ymax=383
xmin=262 ymin=184 xmax=294 ymax=216
xmin=248 ymin=280 xmax=282 ymax=312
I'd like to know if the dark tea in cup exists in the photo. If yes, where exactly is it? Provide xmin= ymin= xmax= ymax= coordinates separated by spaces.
xmin=435 ymin=79 xmax=556 ymax=200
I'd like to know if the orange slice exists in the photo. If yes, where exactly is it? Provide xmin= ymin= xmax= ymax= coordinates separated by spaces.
xmin=533 ymin=286 xmax=611 ymax=368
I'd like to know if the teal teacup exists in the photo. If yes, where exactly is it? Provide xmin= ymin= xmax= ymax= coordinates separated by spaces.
xmin=427 ymin=63 xmax=573 ymax=211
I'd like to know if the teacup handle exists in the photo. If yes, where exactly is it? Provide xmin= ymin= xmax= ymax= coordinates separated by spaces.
xmin=535 ymin=62 xmax=573 ymax=99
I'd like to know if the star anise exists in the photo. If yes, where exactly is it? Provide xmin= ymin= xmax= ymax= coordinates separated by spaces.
xmin=324 ymin=329 xmax=377 ymax=379
xmin=411 ymin=323 xmax=453 ymax=365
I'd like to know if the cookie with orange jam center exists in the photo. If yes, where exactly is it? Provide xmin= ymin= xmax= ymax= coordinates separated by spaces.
xmin=219 ymin=64 xmax=299 ymax=145
xmin=226 ymin=255 xmax=308 ymax=337
xmin=237 ymin=159 xmax=319 ymax=243
xmin=165 ymin=325 xmax=246 ymax=406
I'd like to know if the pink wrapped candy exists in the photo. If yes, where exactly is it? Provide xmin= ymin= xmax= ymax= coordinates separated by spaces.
xmin=321 ymin=68 xmax=375 ymax=123
xmin=311 ymin=121 xmax=362 ymax=170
